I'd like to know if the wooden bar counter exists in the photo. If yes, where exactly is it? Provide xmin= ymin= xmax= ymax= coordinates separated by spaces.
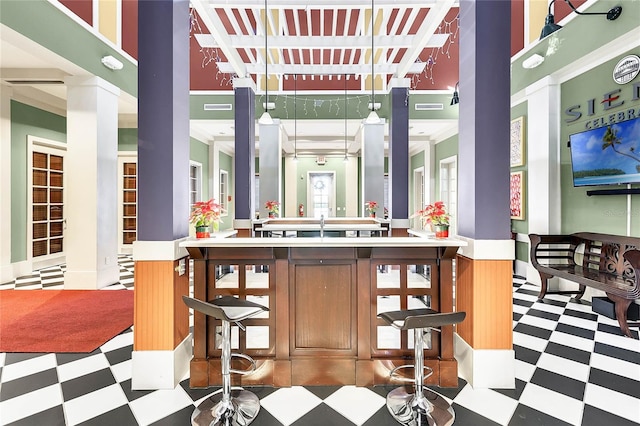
xmin=180 ymin=236 xmax=466 ymax=388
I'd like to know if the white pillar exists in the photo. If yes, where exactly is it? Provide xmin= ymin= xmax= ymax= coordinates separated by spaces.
xmin=64 ymin=76 xmax=120 ymax=289
xmin=524 ymin=76 xmax=562 ymax=282
xmin=361 ymin=120 xmax=385 ymax=216
xmin=258 ymin=119 xmax=282 ymax=217
xmin=0 ymin=84 xmax=12 ymax=283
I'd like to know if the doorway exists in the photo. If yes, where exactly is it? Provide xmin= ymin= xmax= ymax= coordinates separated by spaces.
xmin=28 ymin=136 xmax=67 ymax=270
xmin=307 ymin=172 xmax=336 ymax=218
xmin=439 ymin=156 xmax=457 ymax=234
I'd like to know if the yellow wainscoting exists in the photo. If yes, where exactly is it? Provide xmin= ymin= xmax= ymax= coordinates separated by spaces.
xmin=134 ymin=258 xmax=190 ymax=351
xmin=456 ymin=255 xmax=513 ymax=350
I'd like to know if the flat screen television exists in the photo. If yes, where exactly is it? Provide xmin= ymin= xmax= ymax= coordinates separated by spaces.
xmin=569 ymin=115 xmax=640 ymax=187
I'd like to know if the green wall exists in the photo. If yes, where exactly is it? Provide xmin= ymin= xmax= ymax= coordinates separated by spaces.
xmin=118 ymin=128 xmax=138 ymax=152
xmin=510 ymin=102 xmax=529 ymax=263
xmin=560 ymin=50 xmax=640 ymax=235
xmin=294 ymin=157 xmax=349 ymax=217
xmin=11 ymin=101 xmax=66 ymax=262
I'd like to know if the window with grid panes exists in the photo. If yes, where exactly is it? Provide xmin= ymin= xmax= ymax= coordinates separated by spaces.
xmin=32 ymin=151 xmax=64 ymax=257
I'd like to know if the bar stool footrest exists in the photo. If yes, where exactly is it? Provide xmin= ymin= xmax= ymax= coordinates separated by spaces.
xmin=229 ymin=352 xmax=257 ymax=375
xmin=389 ymin=364 xmax=434 ymax=383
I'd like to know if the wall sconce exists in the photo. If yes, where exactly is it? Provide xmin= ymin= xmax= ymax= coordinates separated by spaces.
xmin=522 ymin=53 xmax=545 ymax=69
xmin=101 ymin=55 xmax=123 ymax=70
xmin=540 ymin=0 xmax=622 ymax=40
xmin=450 ymin=82 xmax=459 ymax=106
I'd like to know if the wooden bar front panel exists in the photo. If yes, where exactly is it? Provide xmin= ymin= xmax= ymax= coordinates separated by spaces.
xmin=292 ymin=264 xmax=355 ymax=352
xmin=186 ymin=243 xmax=460 ymax=387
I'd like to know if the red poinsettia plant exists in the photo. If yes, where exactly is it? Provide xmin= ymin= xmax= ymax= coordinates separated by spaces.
xmin=265 ymin=200 xmax=280 ymax=215
xmin=189 ymin=198 xmax=223 ymax=227
xmin=417 ymin=201 xmax=450 ymax=227
xmin=365 ymin=201 xmax=378 ymax=214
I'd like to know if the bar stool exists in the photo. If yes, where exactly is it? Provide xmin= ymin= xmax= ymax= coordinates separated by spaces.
xmin=183 ymin=295 xmax=269 ymax=426
xmin=378 ymin=308 xmax=466 ymax=426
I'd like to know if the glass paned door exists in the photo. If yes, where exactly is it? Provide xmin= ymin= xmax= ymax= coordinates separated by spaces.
xmin=31 ymin=151 xmax=65 ymax=258
xmin=122 ymin=162 xmax=137 ymax=245
xmin=308 ymin=172 xmax=335 ymax=218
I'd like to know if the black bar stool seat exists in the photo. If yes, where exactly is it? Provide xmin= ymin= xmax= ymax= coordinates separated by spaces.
xmin=378 ymin=308 xmax=466 ymax=426
xmin=183 ymin=295 xmax=269 ymax=426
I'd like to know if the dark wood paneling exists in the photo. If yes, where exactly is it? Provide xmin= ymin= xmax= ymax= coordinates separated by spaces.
xmin=292 ymin=359 xmax=355 ymax=385
xmin=292 ymin=264 xmax=355 ymax=352
xmin=188 ymin=244 xmax=459 ymax=388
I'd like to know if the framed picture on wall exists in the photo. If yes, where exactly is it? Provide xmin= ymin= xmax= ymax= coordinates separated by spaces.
xmin=510 ymin=171 xmax=524 ymax=220
xmin=510 ymin=116 xmax=525 ymax=167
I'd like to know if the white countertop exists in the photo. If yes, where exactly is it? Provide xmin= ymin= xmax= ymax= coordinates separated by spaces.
xmin=256 ymin=223 xmax=384 ymax=231
xmin=180 ymin=235 xmax=467 ymax=248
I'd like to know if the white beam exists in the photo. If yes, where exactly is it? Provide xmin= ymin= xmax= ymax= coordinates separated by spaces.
xmin=395 ymin=0 xmax=456 ymax=78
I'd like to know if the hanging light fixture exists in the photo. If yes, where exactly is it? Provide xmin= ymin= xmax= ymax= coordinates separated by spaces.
xmin=539 ymin=0 xmax=622 ymax=40
xmin=344 ymin=74 xmax=349 ymax=162
xmin=293 ymin=74 xmax=298 ymax=161
xmin=450 ymin=81 xmax=459 ymax=106
xmin=365 ymin=0 xmax=380 ymax=124
xmin=258 ymin=0 xmax=273 ymax=125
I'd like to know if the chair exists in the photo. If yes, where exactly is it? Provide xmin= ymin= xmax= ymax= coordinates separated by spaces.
xmin=378 ymin=308 xmax=466 ymax=426
xmin=182 ymin=295 xmax=269 ymax=426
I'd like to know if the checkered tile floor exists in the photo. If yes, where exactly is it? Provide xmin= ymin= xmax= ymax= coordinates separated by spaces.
xmin=1 ymin=262 xmax=639 ymax=425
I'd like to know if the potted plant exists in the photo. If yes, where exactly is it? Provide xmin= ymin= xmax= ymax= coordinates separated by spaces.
xmin=417 ymin=201 xmax=450 ymax=238
xmin=265 ymin=200 xmax=280 ymax=218
xmin=365 ymin=201 xmax=378 ymax=218
xmin=189 ymin=198 xmax=223 ymax=238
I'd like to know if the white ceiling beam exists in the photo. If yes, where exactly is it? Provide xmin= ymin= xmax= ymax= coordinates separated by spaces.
xmin=395 ymin=0 xmax=456 ymax=78
xmin=191 ymin=0 xmax=248 ymax=77
xmin=195 ymin=33 xmax=448 ymax=49
xmin=215 ymin=61 xmax=426 ymax=76
xmin=207 ymin=0 xmax=451 ymax=6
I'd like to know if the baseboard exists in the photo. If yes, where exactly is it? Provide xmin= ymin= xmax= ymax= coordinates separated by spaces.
xmin=1 ymin=261 xmax=32 ymax=285
xmin=131 ymin=335 xmax=192 ymax=390
xmin=454 ymin=333 xmax=515 ymax=389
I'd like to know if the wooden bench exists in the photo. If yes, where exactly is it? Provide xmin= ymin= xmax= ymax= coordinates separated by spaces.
xmin=529 ymin=232 xmax=640 ymax=338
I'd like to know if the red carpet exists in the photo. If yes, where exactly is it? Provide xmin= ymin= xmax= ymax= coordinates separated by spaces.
xmin=0 ymin=290 xmax=133 ymax=353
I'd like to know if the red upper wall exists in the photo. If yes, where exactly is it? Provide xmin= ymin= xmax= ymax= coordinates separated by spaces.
xmin=57 ymin=1 xmax=534 ymax=92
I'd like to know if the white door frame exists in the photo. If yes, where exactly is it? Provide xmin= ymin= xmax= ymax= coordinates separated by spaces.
xmin=27 ymin=135 xmax=67 ymax=270
xmin=438 ymin=155 xmax=458 ymax=235
xmin=413 ymin=166 xmax=425 ymax=229
xmin=306 ymin=171 xmax=336 ymax=218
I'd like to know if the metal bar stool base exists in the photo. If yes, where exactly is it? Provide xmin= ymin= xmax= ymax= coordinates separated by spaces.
xmin=386 ymin=386 xmax=454 ymax=426
xmin=191 ymin=389 xmax=260 ymax=426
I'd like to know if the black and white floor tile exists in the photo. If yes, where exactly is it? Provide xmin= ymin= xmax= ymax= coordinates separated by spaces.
xmin=1 ymin=266 xmax=639 ymax=425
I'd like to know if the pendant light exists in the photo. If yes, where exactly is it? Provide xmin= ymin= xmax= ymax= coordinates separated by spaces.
xmin=344 ymin=74 xmax=349 ymax=162
xmin=365 ymin=0 xmax=380 ymax=124
xmin=258 ymin=0 xmax=273 ymax=125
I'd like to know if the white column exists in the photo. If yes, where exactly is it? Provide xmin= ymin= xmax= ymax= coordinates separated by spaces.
xmin=258 ymin=119 xmax=282 ymax=217
xmin=524 ymin=76 xmax=562 ymax=282
xmin=361 ymin=120 xmax=385 ymax=216
xmin=64 ymin=76 xmax=120 ymax=289
xmin=284 ymin=156 xmax=298 ymax=217
xmin=0 ymin=84 xmax=12 ymax=283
